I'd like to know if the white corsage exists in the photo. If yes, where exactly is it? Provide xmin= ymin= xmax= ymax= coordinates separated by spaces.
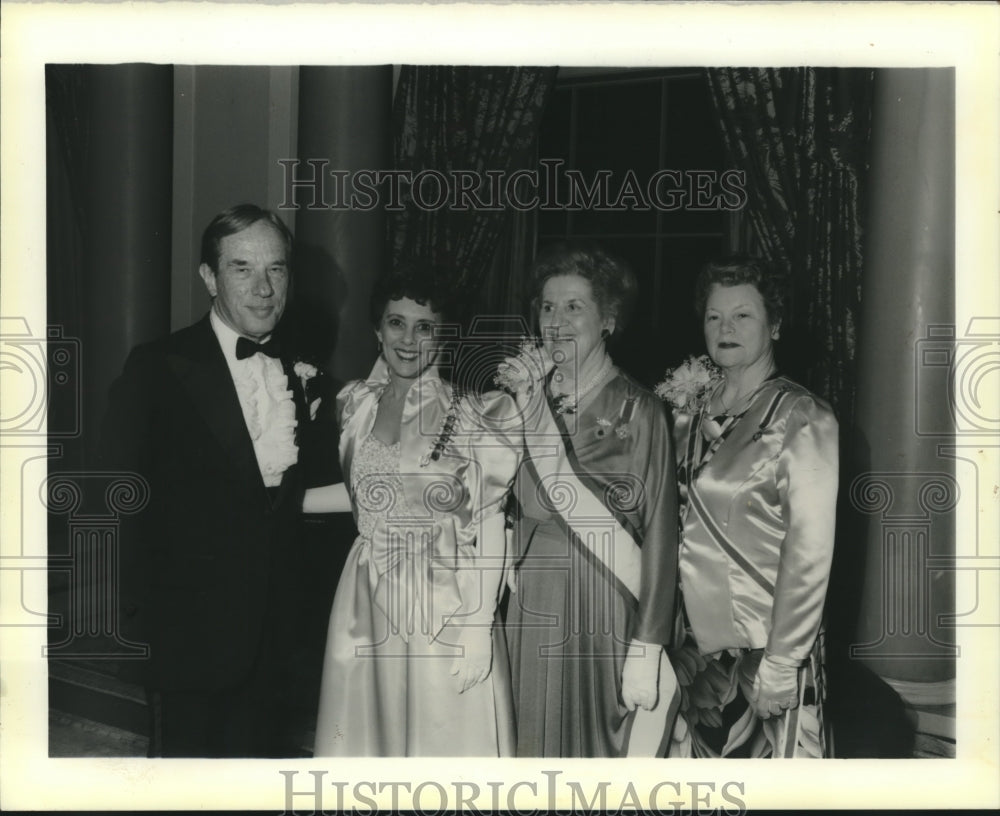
xmin=655 ymin=355 xmax=722 ymax=415
xmin=494 ymin=338 xmax=554 ymax=398
xmin=293 ymin=360 xmax=322 ymax=419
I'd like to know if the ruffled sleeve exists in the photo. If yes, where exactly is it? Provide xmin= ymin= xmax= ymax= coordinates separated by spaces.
xmin=336 ymin=379 xmax=367 ymax=427
xmin=336 ymin=379 xmax=375 ymax=500
xmin=767 ymin=393 xmax=839 ymax=664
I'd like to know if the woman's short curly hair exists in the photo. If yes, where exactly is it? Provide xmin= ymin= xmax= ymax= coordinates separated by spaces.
xmin=694 ymin=255 xmax=787 ymax=327
xmin=369 ymin=262 xmax=453 ymax=326
xmin=530 ymin=241 xmax=638 ymax=335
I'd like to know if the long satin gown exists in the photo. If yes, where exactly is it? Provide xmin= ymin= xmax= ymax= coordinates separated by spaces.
xmin=312 ymin=360 xmax=518 ymax=757
xmin=504 ymin=368 xmax=679 ymax=757
xmin=670 ymin=374 xmax=839 ymax=758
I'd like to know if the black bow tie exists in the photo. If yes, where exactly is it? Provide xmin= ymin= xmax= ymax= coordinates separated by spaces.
xmin=235 ymin=336 xmax=281 ymax=360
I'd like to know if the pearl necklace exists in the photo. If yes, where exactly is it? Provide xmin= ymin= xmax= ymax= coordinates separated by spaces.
xmin=550 ymin=355 xmax=614 ymax=415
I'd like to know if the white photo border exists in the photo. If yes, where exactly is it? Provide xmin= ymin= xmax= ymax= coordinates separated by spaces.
xmin=2 ymin=1 xmax=998 ymax=811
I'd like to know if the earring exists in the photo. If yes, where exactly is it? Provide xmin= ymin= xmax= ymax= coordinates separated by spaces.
xmin=601 ymin=328 xmax=610 ymax=340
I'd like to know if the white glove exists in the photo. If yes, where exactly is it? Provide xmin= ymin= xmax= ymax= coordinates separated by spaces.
xmin=449 ymin=625 xmax=493 ymax=694
xmin=621 ymin=639 xmax=662 ymax=711
xmin=750 ymin=654 xmax=800 ymax=719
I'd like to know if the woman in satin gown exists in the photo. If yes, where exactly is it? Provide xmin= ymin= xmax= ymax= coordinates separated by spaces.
xmin=304 ymin=268 xmax=520 ymax=756
xmin=502 ymin=243 xmax=680 ymax=758
xmin=667 ymin=256 xmax=838 ymax=758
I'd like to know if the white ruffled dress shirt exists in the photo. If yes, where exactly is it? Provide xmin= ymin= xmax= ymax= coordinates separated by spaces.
xmin=210 ymin=309 xmax=298 ymax=487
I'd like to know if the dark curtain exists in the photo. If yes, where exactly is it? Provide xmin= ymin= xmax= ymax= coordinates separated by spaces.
xmin=390 ymin=66 xmax=557 ymax=319
xmin=706 ymin=68 xmax=873 ymax=423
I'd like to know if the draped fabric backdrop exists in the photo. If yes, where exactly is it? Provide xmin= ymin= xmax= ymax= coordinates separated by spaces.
xmin=706 ymin=68 xmax=874 ymax=425
xmin=390 ymin=66 xmax=557 ymax=319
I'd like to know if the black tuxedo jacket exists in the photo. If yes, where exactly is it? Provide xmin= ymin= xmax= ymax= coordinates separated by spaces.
xmin=102 ymin=315 xmax=310 ymax=692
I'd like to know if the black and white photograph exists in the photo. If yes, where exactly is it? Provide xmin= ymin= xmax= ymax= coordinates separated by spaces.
xmin=1 ymin=2 xmax=998 ymax=812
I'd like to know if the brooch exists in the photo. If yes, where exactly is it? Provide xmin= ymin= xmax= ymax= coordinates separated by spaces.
xmin=419 ymin=387 xmax=464 ymax=467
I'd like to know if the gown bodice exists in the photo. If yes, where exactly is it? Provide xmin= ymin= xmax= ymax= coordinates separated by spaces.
xmin=351 ymin=435 xmax=420 ymax=541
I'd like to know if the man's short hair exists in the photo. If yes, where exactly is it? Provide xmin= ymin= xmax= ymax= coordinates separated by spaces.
xmin=199 ymin=204 xmax=294 ymax=272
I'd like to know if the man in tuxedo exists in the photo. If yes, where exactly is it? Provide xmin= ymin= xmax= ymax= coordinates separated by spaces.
xmin=103 ymin=204 xmax=315 ymax=757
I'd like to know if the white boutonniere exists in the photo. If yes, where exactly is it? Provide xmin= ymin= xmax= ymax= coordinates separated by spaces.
xmin=655 ymin=355 xmax=722 ymax=415
xmin=293 ymin=361 xmax=322 ymax=419
xmin=293 ymin=360 xmax=317 ymax=385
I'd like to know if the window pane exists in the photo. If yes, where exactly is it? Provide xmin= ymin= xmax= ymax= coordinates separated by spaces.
xmin=572 ymin=82 xmax=661 ymax=235
xmin=589 ymin=235 xmax=659 ymax=384
xmin=604 ymin=234 xmax=726 ymax=386
xmin=656 ymin=234 xmax=728 ymax=366
xmin=530 ymin=70 xmax=732 ymax=383
xmin=661 ymin=75 xmax=728 ymax=234
xmin=536 ymin=88 xmax=572 ymax=237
